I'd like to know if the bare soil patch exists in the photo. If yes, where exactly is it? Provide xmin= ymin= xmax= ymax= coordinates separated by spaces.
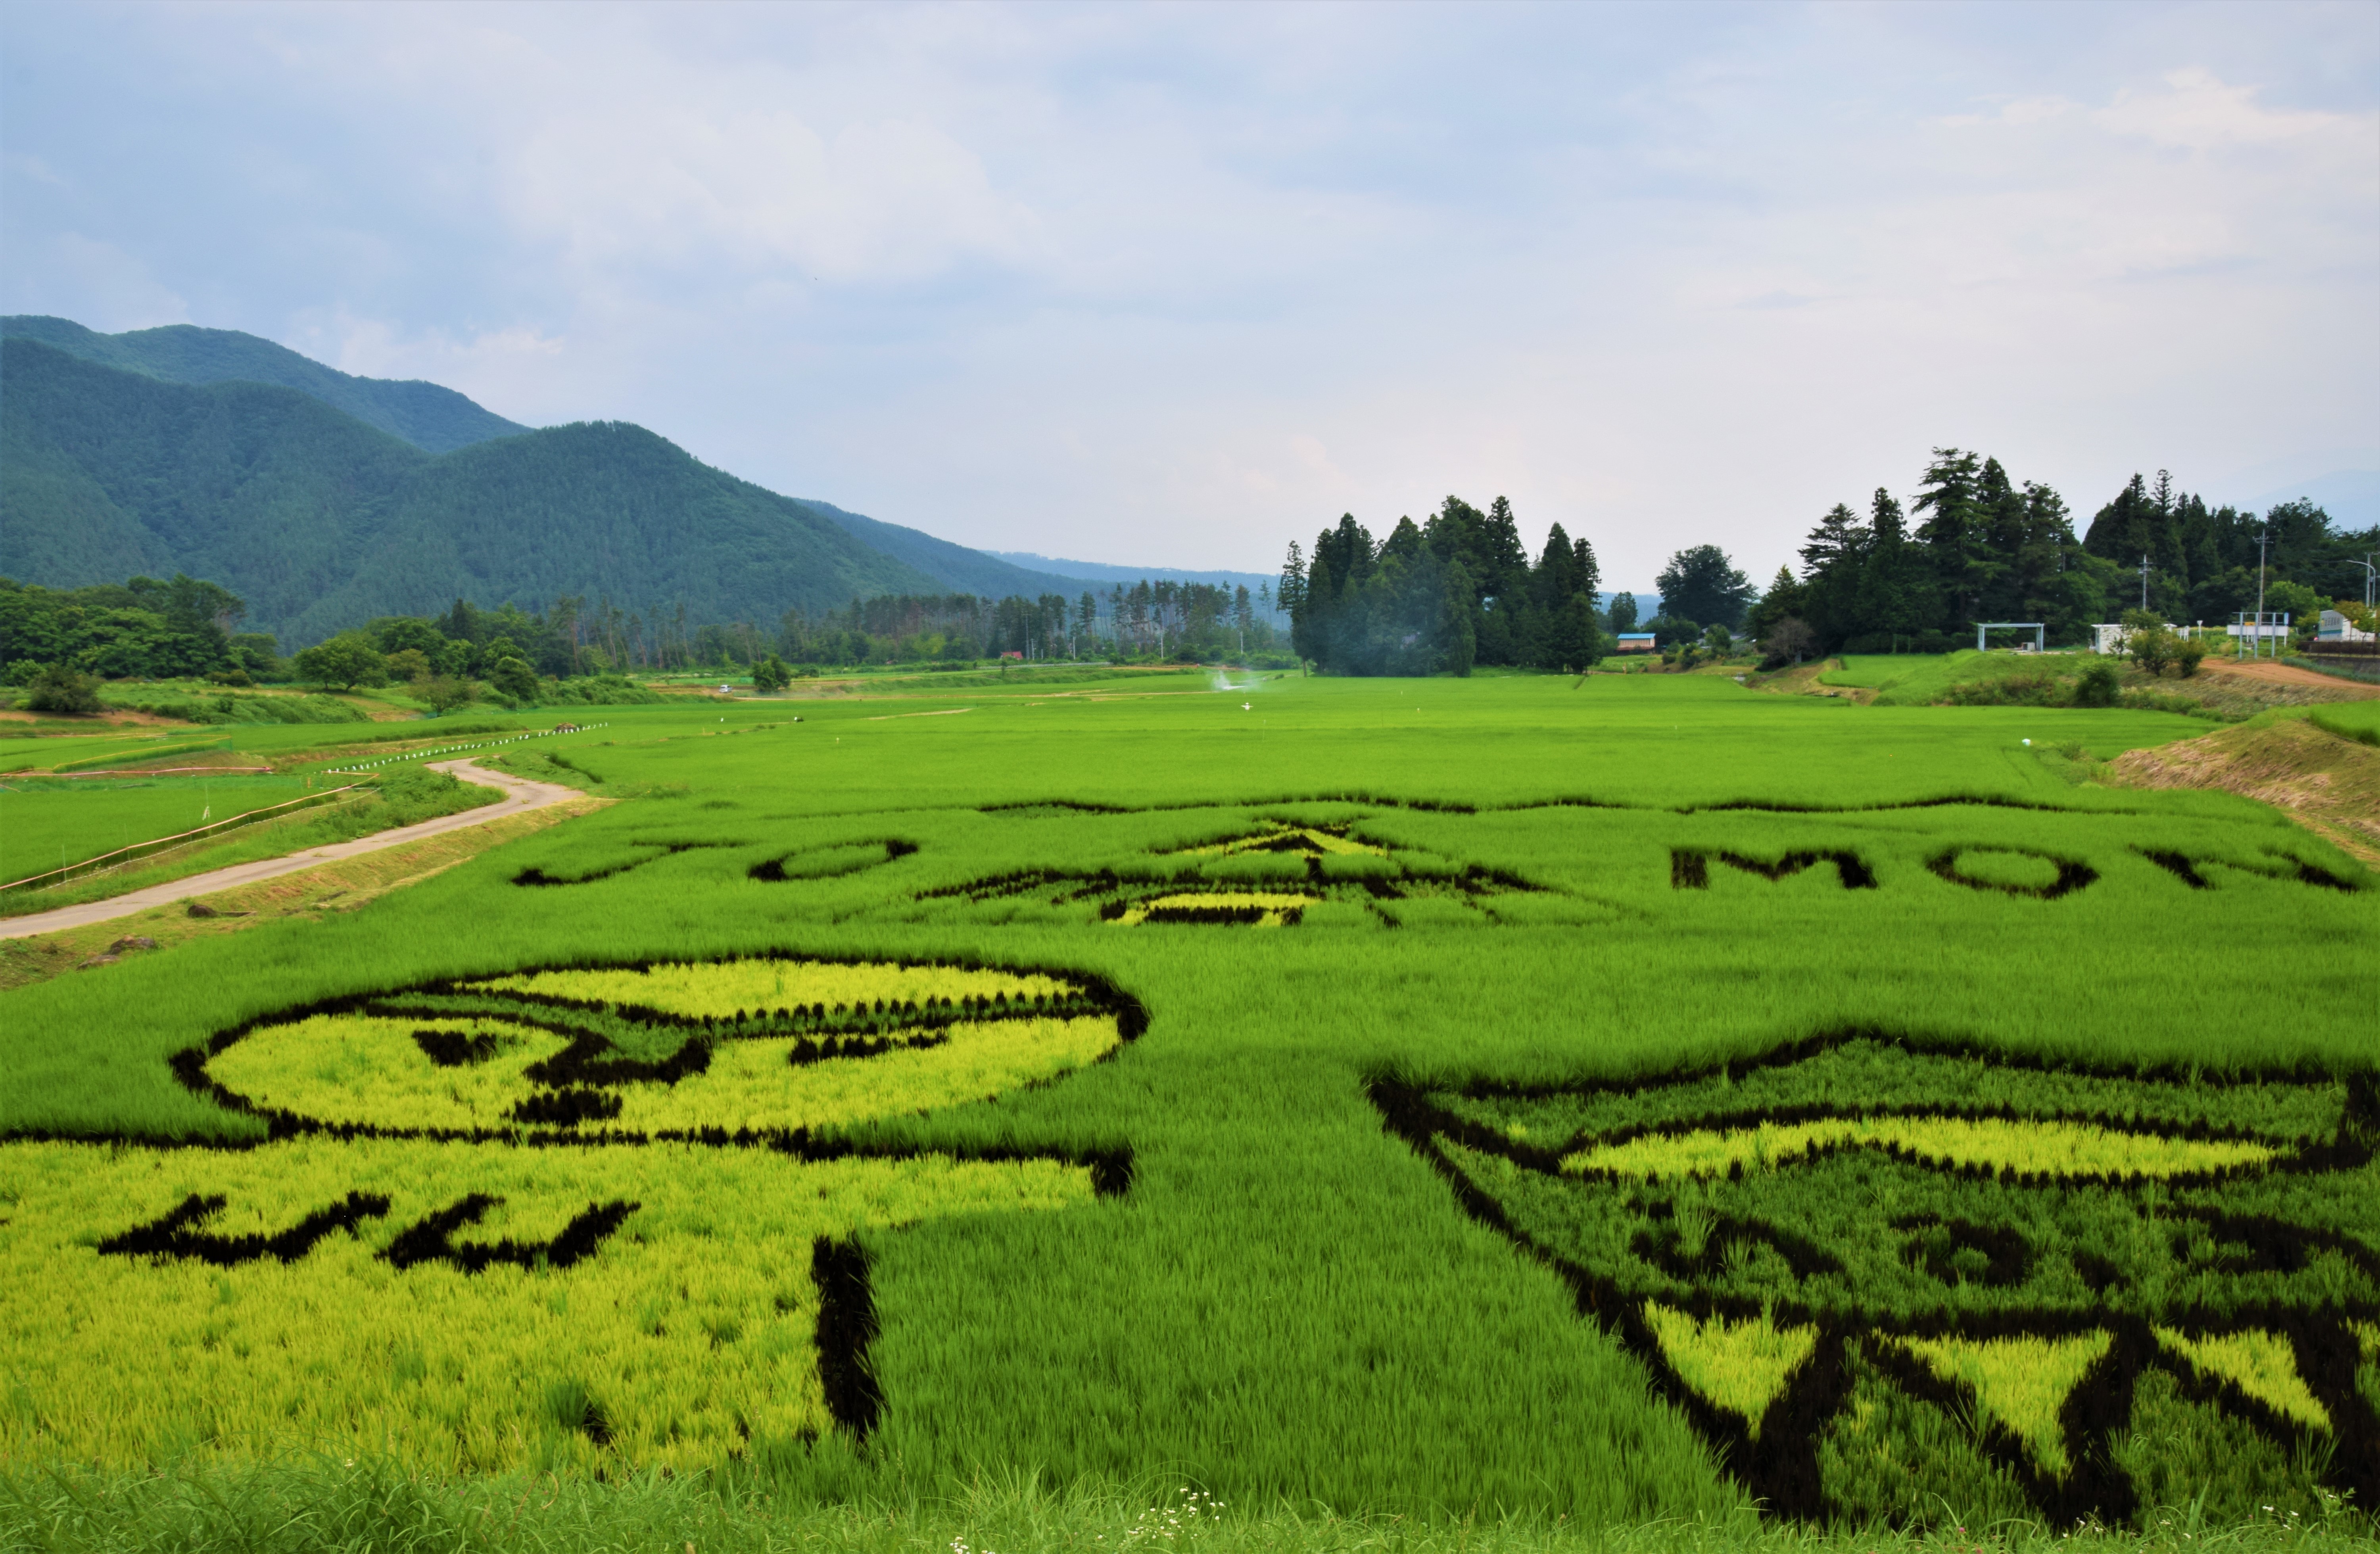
xmin=2197 ymin=655 xmax=2380 ymax=695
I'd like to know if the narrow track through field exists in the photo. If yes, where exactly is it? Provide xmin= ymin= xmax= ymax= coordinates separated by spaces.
xmin=0 ymin=761 xmax=582 ymax=940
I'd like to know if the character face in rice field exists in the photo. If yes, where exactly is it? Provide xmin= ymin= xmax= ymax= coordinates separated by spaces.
xmin=0 ymin=957 xmax=1139 ymax=1473
xmin=1374 ymin=1039 xmax=2380 ymax=1525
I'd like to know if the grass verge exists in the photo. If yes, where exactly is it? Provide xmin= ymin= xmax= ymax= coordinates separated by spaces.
xmin=2 ymin=1459 xmax=2369 ymax=1554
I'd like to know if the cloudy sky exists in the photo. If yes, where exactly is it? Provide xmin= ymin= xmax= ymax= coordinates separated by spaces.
xmin=4 ymin=2 xmax=2375 ymax=588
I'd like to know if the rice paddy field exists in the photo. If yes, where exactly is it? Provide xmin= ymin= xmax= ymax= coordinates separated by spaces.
xmin=3 ymin=670 xmax=2376 ymax=1548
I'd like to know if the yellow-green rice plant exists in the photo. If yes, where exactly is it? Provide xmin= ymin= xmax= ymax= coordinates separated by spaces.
xmin=1111 ymin=893 xmax=1319 ymax=927
xmin=0 ymin=1138 xmax=1093 ymax=1470
xmin=1891 ymin=1329 xmax=2111 ymax=1474
xmin=1639 ymin=1301 xmax=1816 ymax=1437
xmin=2154 ymin=1327 xmax=2331 ymax=1431
xmin=1564 ymin=1116 xmax=2284 ymax=1183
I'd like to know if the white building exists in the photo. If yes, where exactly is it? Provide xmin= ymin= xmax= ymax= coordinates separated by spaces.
xmin=2317 ymin=610 xmax=2376 ymax=643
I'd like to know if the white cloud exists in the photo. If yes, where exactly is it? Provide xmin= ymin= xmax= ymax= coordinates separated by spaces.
xmin=2 ymin=5 xmax=2372 ymax=584
xmin=2098 ymin=66 xmax=2356 ymax=151
xmin=509 ymin=108 xmax=1042 ymax=285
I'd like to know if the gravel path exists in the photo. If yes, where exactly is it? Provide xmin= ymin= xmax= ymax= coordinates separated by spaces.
xmin=0 ymin=760 xmax=582 ymax=940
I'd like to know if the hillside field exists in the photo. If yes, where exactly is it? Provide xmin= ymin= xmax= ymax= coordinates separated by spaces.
xmin=2 ymin=671 xmax=2376 ymax=1544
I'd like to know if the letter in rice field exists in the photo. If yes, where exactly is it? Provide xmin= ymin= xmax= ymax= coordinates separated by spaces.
xmin=0 ymin=955 xmax=1142 ymax=1473
xmin=1370 ymin=1038 xmax=2380 ymax=1526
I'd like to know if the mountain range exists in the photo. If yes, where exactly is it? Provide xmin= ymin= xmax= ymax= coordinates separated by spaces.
xmin=0 ymin=317 xmax=1266 ymax=647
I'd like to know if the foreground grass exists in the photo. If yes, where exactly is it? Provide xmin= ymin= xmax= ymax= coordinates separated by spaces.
xmin=2 ymin=1461 xmax=2367 ymax=1554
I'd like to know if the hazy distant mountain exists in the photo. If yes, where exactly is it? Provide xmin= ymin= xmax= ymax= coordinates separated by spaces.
xmin=990 ymin=551 xmax=1281 ymax=595
xmin=2242 ymin=470 xmax=2378 ymax=531
xmin=1 ymin=316 xmax=1279 ymax=643
xmin=0 ymin=337 xmax=937 ymax=643
xmin=810 ymin=505 xmax=1096 ymax=599
xmin=1 ymin=315 xmax=530 ymax=455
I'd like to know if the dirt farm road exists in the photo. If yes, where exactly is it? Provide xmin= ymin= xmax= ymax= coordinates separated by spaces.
xmin=0 ymin=760 xmax=583 ymax=941
xmin=2198 ymin=655 xmax=2380 ymax=694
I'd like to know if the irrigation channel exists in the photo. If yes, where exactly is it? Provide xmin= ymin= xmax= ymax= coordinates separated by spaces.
xmin=0 ymin=761 xmax=584 ymax=940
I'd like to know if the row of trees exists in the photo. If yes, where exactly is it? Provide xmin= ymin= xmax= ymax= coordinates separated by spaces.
xmin=1275 ymin=456 xmax=2375 ymax=676
xmin=774 ymin=581 xmax=1286 ymax=666
xmin=0 ymin=574 xmax=277 ymax=683
xmin=1281 ymin=498 xmax=1609 ymax=676
xmin=1746 ymin=453 xmax=2373 ymax=658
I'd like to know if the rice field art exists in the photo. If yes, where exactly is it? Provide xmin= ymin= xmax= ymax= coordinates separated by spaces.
xmin=0 ymin=956 xmax=1141 ymax=1472
xmin=4 ymin=674 xmax=2378 ymax=1534
xmin=1372 ymin=1038 xmax=2380 ymax=1526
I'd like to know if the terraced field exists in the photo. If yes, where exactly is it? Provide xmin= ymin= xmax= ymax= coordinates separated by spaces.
xmin=2 ymin=672 xmax=2373 ymax=1537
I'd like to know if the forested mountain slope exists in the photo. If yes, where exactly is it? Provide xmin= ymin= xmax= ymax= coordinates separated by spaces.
xmin=1 ymin=315 xmax=530 ymax=454
xmin=0 ymin=338 xmax=940 ymax=644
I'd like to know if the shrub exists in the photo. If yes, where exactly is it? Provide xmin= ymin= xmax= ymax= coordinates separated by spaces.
xmin=22 ymin=664 xmax=103 ymax=715
xmin=292 ymin=633 xmax=390 ymax=691
xmin=2174 ymin=636 xmax=2208 ymax=677
xmin=487 ymin=657 xmax=539 ymax=704
xmin=2073 ymin=658 xmax=2122 ymax=707
xmin=419 ymin=674 xmax=474 ymax=715
xmin=1760 ymin=618 xmax=1817 ymax=668
xmin=2125 ymin=620 xmax=2178 ymax=677
xmin=752 ymin=655 xmax=792 ymax=693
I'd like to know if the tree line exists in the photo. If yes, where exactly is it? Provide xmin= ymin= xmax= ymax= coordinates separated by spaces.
xmin=775 ymin=580 xmax=1286 ymax=667
xmin=1278 ymin=456 xmax=2376 ymax=675
xmin=0 ymin=574 xmax=274 ymax=684
xmin=2 ymin=568 xmax=1298 ymax=718
xmin=1281 ymin=498 xmax=1609 ymax=676
xmin=1749 ymin=453 xmax=2373 ymax=658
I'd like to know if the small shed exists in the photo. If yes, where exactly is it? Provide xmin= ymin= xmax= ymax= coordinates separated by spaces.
xmin=1616 ymin=633 xmax=1657 ymax=654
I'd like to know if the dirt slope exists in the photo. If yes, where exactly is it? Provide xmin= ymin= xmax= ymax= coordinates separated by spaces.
xmin=2107 ymin=714 xmax=2380 ymax=867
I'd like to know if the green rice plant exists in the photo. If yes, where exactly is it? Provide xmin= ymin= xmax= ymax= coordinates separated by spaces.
xmin=2 ymin=674 xmax=2373 ymax=1531
xmin=1378 ymin=1035 xmax=2378 ymax=1525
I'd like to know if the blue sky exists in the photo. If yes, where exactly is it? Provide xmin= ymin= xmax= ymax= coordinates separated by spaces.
xmin=4 ymin=1 xmax=2375 ymax=587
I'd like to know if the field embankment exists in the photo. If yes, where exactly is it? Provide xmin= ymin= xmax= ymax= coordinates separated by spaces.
xmin=0 ymin=762 xmax=546 ymax=925
xmin=2106 ymin=711 xmax=2380 ymax=865
xmin=0 ymin=787 xmax=601 ymax=990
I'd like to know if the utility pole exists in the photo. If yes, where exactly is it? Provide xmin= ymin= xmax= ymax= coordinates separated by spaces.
xmin=2254 ymin=521 xmax=2270 ymax=660
xmin=2139 ymin=554 xmax=2150 ymax=614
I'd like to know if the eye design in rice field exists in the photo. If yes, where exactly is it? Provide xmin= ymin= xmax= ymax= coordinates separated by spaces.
xmin=0 ymin=955 xmax=1140 ymax=1473
xmin=932 ymin=817 xmax=1543 ymax=926
xmin=1372 ymin=1038 xmax=2380 ymax=1525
